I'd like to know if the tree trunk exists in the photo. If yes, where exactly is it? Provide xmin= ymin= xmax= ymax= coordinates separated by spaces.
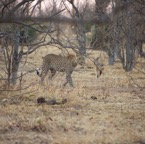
xmin=108 ymin=28 xmax=115 ymax=65
xmin=78 ymin=24 xmax=86 ymax=55
xmin=125 ymin=37 xmax=135 ymax=71
xmin=11 ymin=30 xmax=21 ymax=85
xmin=69 ymin=0 xmax=86 ymax=64
xmin=137 ymin=40 xmax=145 ymax=57
xmin=76 ymin=23 xmax=86 ymax=65
xmin=125 ymin=15 xmax=135 ymax=71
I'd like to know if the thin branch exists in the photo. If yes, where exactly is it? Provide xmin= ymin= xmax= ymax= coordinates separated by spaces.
xmin=6 ymin=0 xmax=35 ymax=16
xmin=0 ymin=69 xmax=36 ymax=81
xmin=22 ymin=41 xmax=52 ymax=55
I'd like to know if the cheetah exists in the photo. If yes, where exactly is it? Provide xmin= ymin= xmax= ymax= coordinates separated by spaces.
xmin=36 ymin=54 xmax=78 ymax=87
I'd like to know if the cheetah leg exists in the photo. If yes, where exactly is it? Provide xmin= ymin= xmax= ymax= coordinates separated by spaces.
xmin=40 ymin=70 xmax=48 ymax=84
xmin=68 ymin=75 xmax=74 ymax=87
xmin=49 ymin=69 xmax=56 ymax=80
xmin=63 ymin=73 xmax=74 ymax=87
xmin=63 ymin=78 xmax=68 ymax=87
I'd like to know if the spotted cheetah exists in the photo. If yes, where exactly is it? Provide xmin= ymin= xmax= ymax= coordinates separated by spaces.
xmin=36 ymin=54 xmax=78 ymax=87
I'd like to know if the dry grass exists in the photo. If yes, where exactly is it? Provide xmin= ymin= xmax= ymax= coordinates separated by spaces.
xmin=0 ymin=47 xmax=145 ymax=144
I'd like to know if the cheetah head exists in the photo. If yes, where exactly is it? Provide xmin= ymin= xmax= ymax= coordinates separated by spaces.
xmin=67 ymin=54 xmax=78 ymax=67
xmin=36 ymin=68 xmax=42 ymax=77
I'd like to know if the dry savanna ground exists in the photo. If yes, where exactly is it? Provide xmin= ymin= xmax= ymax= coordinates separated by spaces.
xmin=0 ymin=47 xmax=145 ymax=144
